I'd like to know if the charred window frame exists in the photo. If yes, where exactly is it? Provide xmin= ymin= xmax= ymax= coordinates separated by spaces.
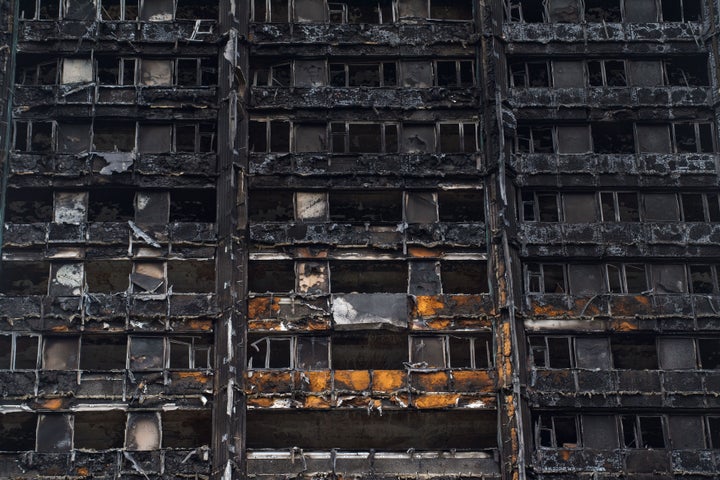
xmin=514 ymin=125 xmax=554 ymax=153
xmin=169 ymin=336 xmax=213 ymax=369
xmin=249 ymin=119 xmax=291 ymax=153
xmin=331 ymin=122 xmax=399 ymax=153
xmin=0 ymin=335 xmax=40 ymax=370
xmin=621 ymin=415 xmax=666 ymax=449
xmin=438 ymin=123 xmax=477 ymax=153
xmin=247 ymin=335 xmax=330 ymax=370
xmin=252 ymin=0 xmax=290 ymax=22
xmin=508 ymin=60 xmax=551 ymax=88
xmin=661 ymin=0 xmax=702 ymax=21
xmin=327 ymin=0 xmax=394 ymax=24
xmin=252 ymin=63 xmax=292 ymax=87
xmin=96 ymin=57 xmax=137 ymax=85
xmin=705 ymin=416 xmax=720 ymax=448
xmin=605 ymin=263 xmax=648 ymax=294
xmin=175 ymin=58 xmax=217 ymax=86
xmin=15 ymin=60 xmax=59 ymax=85
xmin=536 ymin=415 xmax=580 ymax=448
xmin=100 ymin=0 xmax=139 ymax=20
xmin=587 ymin=60 xmax=627 ymax=87
xmin=584 ymin=0 xmax=623 ymax=22
xmin=505 ymin=0 xmax=545 ymax=22
xmin=42 ymin=336 xmax=80 ymax=370
xmin=174 ymin=123 xmax=216 ymax=153
xmin=434 ymin=60 xmax=475 ymax=87
xmin=672 ymin=123 xmax=715 ymax=153
xmin=689 ymin=265 xmax=720 ymax=294
xmin=521 ymin=191 xmax=560 ymax=222
xmin=526 ymin=263 xmax=567 ymax=294
xmin=329 ymin=62 xmax=398 ymax=87
xmin=695 ymin=338 xmax=720 ymax=369
xmin=599 ymin=191 xmax=640 ymax=222
xmin=591 ymin=123 xmax=635 ymax=154
xmin=663 ymin=56 xmax=709 ymax=86
xmin=13 ymin=121 xmax=55 ymax=152
xmin=680 ymin=193 xmax=720 ymax=222
xmin=18 ymin=0 xmax=61 ymax=19
xmin=528 ymin=336 xmax=573 ymax=368
xmin=409 ymin=335 xmax=493 ymax=369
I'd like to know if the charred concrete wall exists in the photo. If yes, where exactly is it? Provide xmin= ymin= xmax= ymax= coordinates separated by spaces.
xmin=1 ymin=0 xmax=719 ymax=479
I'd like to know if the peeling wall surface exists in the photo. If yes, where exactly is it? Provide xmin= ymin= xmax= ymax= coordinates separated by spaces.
xmin=1 ymin=0 xmax=719 ymax=479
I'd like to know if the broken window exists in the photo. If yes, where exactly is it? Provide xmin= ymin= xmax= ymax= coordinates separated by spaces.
xmin=0 ymin=413 xmax=36 ymax=451
xmin=0 ymin=335 xmax=39 ymax=370
xmin=129 ymin=337 xmax=164 ymax=370
xmin=606 ymin=263 xmax=648 ymax=293
xmin=612 ymin=336 xmax=658 ymax=369
xmin=332 ymin=333 xmax=405 ymax=369
xmin=252 ymin=0 xmax=290 ymax=22
xmin=14 ymin=121 xmax=54 ymax=152
xmin=515 ymin=126 xmax=553 ymax=153
xmin=410 ymin=335 xmax=492 ymax=369
xmin=331 ymin=123 xmax=398 ymax=153
xmin=170 ymin=189 xmax=216 ymax=222
xmin=43 ymin=336 xmax=80 ymax=370
xmin=588 ymin=60 xmax=626 ymax=87
xmin=529 ymin=336 xmax=573 ymax=368
xmin=80 ymin=336 xmax=127 ymax=370
xmin=52 ymin=192 xmax=85 ymax=226
xmin=600 ymin=191 xmax=639 ymax=222
xmin=328 ymin=0 xmax=392 ymax=23
xmin=101 ymin=0 xmax=139 ymax=20
xmin=85 ymin=261 xmax=130 ymax=293
xmin=57 ymin=123 xmax=91 ymax=153
xmin=140 ymin=59 xmax=173 ymax=86
xmin=438 ymin=190 xmax=484 ymax=222
xmin=248 ymin=260 xmax=295 ymax=293
xmin=135 ymin=192 xmax=169 ymax=224
xmin=125 ymin=413 xmax=161 ymax=451
xmin=249 ymin=119 xmax=290 ymax=153
xmin=176 ymin=58 xmax=217 ymax=86
xmin=430 ymin=0 xmax=473 ymax=20
xmin=248 ymin=335 xmax=329 ymax=369
xmin=0 ymin=261 xmax=49 ymax=295
xmin=329 ymin=191 xmax=402 ymax=222
xmin=4 ymin=188 xmax=53 ymax=223
xmin=331 ymin=261 xmax=407 ymax=293
xmin=131 ymin=262 xmax=166 ymax=294
xmin=248 ymin=190 xmax=294 ymax=221
xmin=15 ymin=59 xmax=58 ymax=85
xmin=621 ymin=415 xmax=666 ymax=448
xmin=175 ymin=123 xmax=216 ymax=153
xmin=21 ymin=0 xmax=61 ymax=19
xmin=87 ymin=189 xmax=135 ymax=222
xmin=37 ymin=414 xmax=73 ymax=453
xmin=521 ymin=191 xmax=560 ymax=222
xmin=169 ymin=336 xmax=213 ymax=369
xmin=329 ymin=62 xmax=397 ymax=87
xmin=74 ymin=411 xmax=125 ymax=449
xmin=175 ymin=0 xmax=217 ymax=19
xmin=651 ymin=264 xmax=687 ymax=293
xmin=93 ymin=122 xmax=135 ymax=151
xmin=664 ymin=56 xmax=708 ymax=86
xmin=435 ymin=60 xmax=474 ymax=87
xmin=673 ymin=123 xmax=714 ymax=153
xmin=509 ymin=60 xmax=551 ymax=87
xmin=438 ymin=123 xmax=477 ymax=153
xmin=441 ymin=261 xmax=488 ymax=294
xmin=506 ymin=0 xmax=545 ymax=22
xmin=526 ymin=263 xmax=566 ymax=293
xmin=252 ymin=63 xmax=291 ymax=87
xmin=592 ymin=123 xmax=634 ymax=154
xmin=661 ymin=0 xmax=701 ymax=21
xmin=167 ymin=260 xmax=215 ymax=293
xmin=690 ymin=265 xmax=719 ymax=294
xmin=584 ymin=0 xmax=622 ymax=22
xmin=698 ymin=338 xmax=720 ymax=369
xmin=97 ymin=57 xmax=137 ymax=85
xmin=537 ymin=415 xmax=579 ymax=448
xmin=162 ymin=411 xmax=212 ymax=448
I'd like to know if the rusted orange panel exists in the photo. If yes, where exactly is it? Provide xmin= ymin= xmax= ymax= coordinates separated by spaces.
xmin=456 ymin=317 xmax=494 ymax=328
xmin=372 ymin=370 xmax=406 ymax=392
xmin=186 ymin=319 xmax=213 ymax=331
xmin=413 ymin=393 xmax=460 ymax=409
xmin=610 ymin=319 xmax=638 ymax=331
xmin=301 ymin=371 xmax=332 ymax=392
xmin=41 ymin=398 xmax=64 ymax=410
xmin=337 ymin=395 xmax=372 ymax=408
xmin=412 ymin=296 xmax=445 ymax=317
xmin=174 ymin=371 xmax=211 ymax=383
xmin=334 ymin=370 xmax=371 ymax=391
xmin=424 ymin=318 xmax=452 ymax=329
xmin=247 ymin=397 xmax=276 ymax=408
xmin=247 ymin=370 xmax=294 ymax=393
xmin=408 ymin=246 xmax=437 ymax=257
xmin=50 ymin=326 xmax=69 ymax=332
xmin=296 ymin=247 xmax=328 ymax=259
xmin=248 ymin=297 xmax=272 ymax=319
xmin=411 ymin=371 xmax=449 ymax=391
xmin=452 ymin=370 xmax=494 ymax=392
xmin=247 ymin=319 xmax=283 ymax=331
xmin=459 ymin=395 xmax=496 ymax=408
xmin=390 ymin=393 xmax=410 ymax=407
xmin=76 ymin=467 xmax=89 ymax=477
xmin=303 ymin=395 xmax=331 ymax=409
xmin=559 ymin=449 xmax=572 ymax=461
xmin=531 ymin=302 xmax=569 ymax=318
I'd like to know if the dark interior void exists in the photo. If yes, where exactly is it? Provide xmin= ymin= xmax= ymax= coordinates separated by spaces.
xmin=0 ymin=261 xmax=49 ymax=295
xmin=162 ymin=411 xmax=212 ymax=448
xmin=441 ymin=261 xmax=488 ymax=294
xmin=329 ymin=191 xmax=402 ymax=223
xmin=332 ymin=332 xmax=407 ymax=369
xmin=331 ymin=261 xmax=407 ymax=293
xmin=88 ymin=189 xmax=135 ymax=222
xmin=611 ymin=335 xmax=658 ymax=369
xmin=0 ymin=413 xmax=35 ymax=451
xmin=248 ymin=190 xmax=294 ymax=221
xmin=438 ymin=191 xmax=484 ymax=222
xmin=74 ymin=411 xmax=125 ymax=449
xmin=249 ymin=260 xmax=295 ymax=293
xmin=246 ymin=410 xmax=496 ymax=450
xmin=4 ymin=189 xmax=53 ymax=222
xmin=175 ymin=0 xmax=218 ymax=19
xmin=170 ymin=189 xmax=216 ymax=222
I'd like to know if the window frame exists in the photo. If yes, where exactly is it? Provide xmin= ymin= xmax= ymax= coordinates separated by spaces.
xmin=0 ymin=334 xmax=41 ymax=370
